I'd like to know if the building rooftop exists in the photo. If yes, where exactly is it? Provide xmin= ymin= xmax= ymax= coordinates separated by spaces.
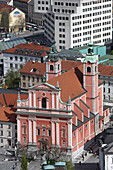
xmin=98 ymin=64 xmax=113 ymax=77
xmin=0 ymin=107 xmax=16 ymax=123
xmin=3 ymin=42 xmax=50 ymax=57
xmin=0 ymin=38 xmax=27 ymax=51
xmin=20 ymin=60 xmax=46 ymax=75
xmin=0 ymin=3 xmax=15 ymax=13
xmin=0 ymin=89 xmax=28 ymax=108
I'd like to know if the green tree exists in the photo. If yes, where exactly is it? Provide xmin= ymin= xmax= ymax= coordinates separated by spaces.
xmin=1 ymin=8 xmax=9 ymax=32
xmin=4 ymin=65 xmax=23 ymax=88
xmin=21 ymin=152 xmax=28 ymax=170
xmin=111 ymin=50 xmax=113 ymax=55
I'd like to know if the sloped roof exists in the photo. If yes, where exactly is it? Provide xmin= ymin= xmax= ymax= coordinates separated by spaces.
xmin=20 ymin=60 xmax=46 ymax=75
xmin=3 ymin=42 xmax=50 ymax=57
xmin=0 ymin=38 xmax=27 ymax=51
xmin=98 ymin=64 xmax=113 ymax=77
xmin=0 ymin=107 xmax=16 ymax=123
xmin=0 ymin=89 xmax=28 ymax=108
xmin=47 ymin=68 xmax=86 ymax=103
xmin=0 ymin=4 xmax=15 ymax=13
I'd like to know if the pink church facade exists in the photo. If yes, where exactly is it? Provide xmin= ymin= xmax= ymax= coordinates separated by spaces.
xmin=16 ymin=43 xmax=109 ymax=158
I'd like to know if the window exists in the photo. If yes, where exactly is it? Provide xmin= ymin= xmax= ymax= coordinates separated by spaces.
xmin=32 ymin=77 xmax=34 ymax=82
xmin=22 ymin=125 xmax=26 ymax=135
xmin=73 ymin=132 xmax=75 ymax=137
xmin=112 ymin=157 xmax=113 ymax=164
xmin=37 ymin=77 xmax=39 ymax=82
xmin=108 ymin=95 xmax=110 ymax=100
xmin=91 ymin=120 xmax=93 ymax=125
xmin=58 ymin=64 xmax=60 ymax=70
xmin=37 ymin=129 xmax=40 ymax=136
xmin=8 ymin=131 xmax=11 ymax=137
xmin=15 ymin=56 xmax=17 ymax=61
xmin=62 ymin=140 xmax=65 ymax=147
xmin=85 ymin=124 xmax=87 ymax=128
xmin=0 ymin=124 xmax=3 ymax=128
xmin=8 ymin=125 xmax=11 ymax=129
xmin=23 ymin=75 xmax=25 ymax=80
xmin=42 ymin=98 xmax=46 ymax=108
xmin=10 ymin=63 xmax=13 ymax=68
xmin=42 ymin=129 xmax=46 ymax=136
xmin=61 ymin=129 xmax=65 ymax=138
xmin=23 ymin=82 xmax=26 ymax=87
xmin=0 ymin=131 xmax=3 ymax=136
xmin=95 ymin=66 xmax=97 ymax=72
xmin=50 ymin=65 xmax=54 ymax=71
xmin=28 ymin=76 xmax=30 ymax=81
xmin=87 ymin=66 xmax=91 ymax=73
xmin=79 ymin=128 xmax=81 ymax=133
xmin=15 ymin=64 xmax=18 ymax=69
xmin=20 ymin=57 xmax=23 ymax=61
xmin=104 ymin=95 xmax=105 ymax=100
xmin=1 ymin=139 xmax=3 ymax=143
xmin=108 ymin=88 xmax=110 ymax=93
xmin=108 ymin=81 xmax=110 ymax=86
xmin=10 ymin=57 xmax=13 ymax=60
xmin=23 ymin=137 xmax=26 ymax=144
xmin=48 ymin=129 xmax=51 ymax=136
xmin=103 ymin=88 xmax=105 ymax=93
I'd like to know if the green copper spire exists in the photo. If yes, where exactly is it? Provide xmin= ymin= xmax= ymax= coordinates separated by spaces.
xmin=84 ymin=41 xmax=97 ymax=63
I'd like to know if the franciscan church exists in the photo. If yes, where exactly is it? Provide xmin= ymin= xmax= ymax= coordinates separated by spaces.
xmin=16 ymin=42 xmax=109 ymax=159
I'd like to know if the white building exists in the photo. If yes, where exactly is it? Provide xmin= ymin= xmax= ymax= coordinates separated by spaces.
xmin=0 ymin=42 xmax=50 ymax=76
xmin=34 ymin=0 xmax=112 ymax=51
xmin=99 ymin=142 xmax=113 ymax=170
xmin=0 ymin=107 xmax=17 ymax=148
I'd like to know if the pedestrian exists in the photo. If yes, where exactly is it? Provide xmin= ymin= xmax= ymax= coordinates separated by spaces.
xmin=12 ymin=165 xmax=15 ymax=169
xmin=82 ymin=154 xmax=84 ymax=161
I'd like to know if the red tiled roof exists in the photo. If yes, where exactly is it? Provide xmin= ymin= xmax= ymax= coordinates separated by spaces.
xmin=4 ymin=42 xmax=50 ymax=57
xmin=0 ymin=107 xmax=16 ymax=123
xmin=20 ymin=60 xmax=46 ymax=75
xmin=61 ymin=60 xmax=82 ymax=71
xmin=0 ymin=4 xmax=15 ymax=13
xmin=98 ymin=64 xmax=113 ymax=77
xmin=47 ymin=68 xmax=86 ymax=103
xmin=0 ymin=93 xmax=28 ymax=108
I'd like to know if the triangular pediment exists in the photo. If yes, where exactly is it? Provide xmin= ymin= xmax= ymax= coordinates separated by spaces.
xmin=29 ymin=83 xmax=61 ymax=91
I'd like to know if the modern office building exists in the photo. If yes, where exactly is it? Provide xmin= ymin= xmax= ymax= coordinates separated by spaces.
xmin=34 ymin=0 xmax=112 ymax=51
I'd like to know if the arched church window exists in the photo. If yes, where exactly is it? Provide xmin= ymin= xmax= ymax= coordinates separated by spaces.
xmin=87 ymin=66 xmax=91 ymax=73
xmin=42 ymin=98 xmax=46 ymax=108
xmin=50 ymin=65 xmax=54 ymax=71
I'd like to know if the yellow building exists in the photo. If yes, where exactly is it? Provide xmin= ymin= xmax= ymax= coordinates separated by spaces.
xmin=0 ymin=4 xmax=26 ymax=32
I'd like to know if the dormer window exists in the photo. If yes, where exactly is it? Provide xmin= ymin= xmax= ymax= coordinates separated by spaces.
xmin=87 ymin=66 xmax=91 ymax=73
xmin=50 ymin=65 xmax=54 ymax=71
xmin=30 ymin=68 xmax=37 ymax=72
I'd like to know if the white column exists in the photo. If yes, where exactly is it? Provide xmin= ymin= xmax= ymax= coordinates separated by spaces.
xmin=76 ymin=129 xmax=79 ymax=149
xmin=17 ymin=118 xmax=20 ymax=142
xmin=68 ymin=120 xmax=72 ymax=147
xmin=56 ymin=93 xmax=58 ymax=109
xmin=29 ymin=91 xmax=32 ymax=107
xmin=51 ymin=121 xmax=55 ymax=145
xmin=52 ymin=93 xmax=54 ymax=109
xmin=56 ymin=122 xmax=59 ymax=145
xmin=33 ymin=91 xmax=36 ymax=107
xmin=47 ymin=98 xmax=49 ymax=109
xmin=39 ymin=97 xmax=41 ymax=108
xmin=28 ymin=119 xmax=32 ymax=143
xmin=33 ymin=120 xmax=36 ymax=143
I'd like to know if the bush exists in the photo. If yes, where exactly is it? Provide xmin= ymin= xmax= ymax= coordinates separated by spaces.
xmin=66 ymin=161 xmax=74 ymax=170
